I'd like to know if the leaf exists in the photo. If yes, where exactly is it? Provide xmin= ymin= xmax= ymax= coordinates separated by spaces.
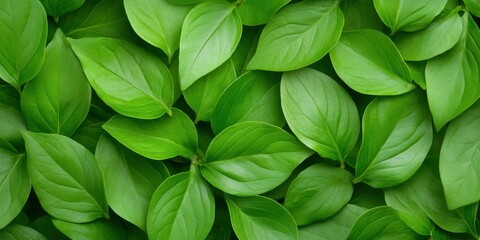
xmin=298 ymin=204 xmax=366 ymax=240
xmin=200 ymin=121 xmax=313 ymax=196
xmin=354 ymin=91 xmax=433 ymax=188
xmin=69 ymin=37 xmax=174 ymax=119
xmin=281 ymin=68 xmax=360 ymax=164
xmin=284 ymin=163 xmax=354 ymax=225
xmin=183 ymin=60 xmax=237 ymax=122
xmin=179 ymin=1 xmax=242 ymax=90
xmin=147 ymin=166 xmax=215 ymax=240
xmin=0 ymin=225 xmax=47 ymax=240
xmin=465 ymin=0 xmax=480 ymax=17
xmin=439 ymin=101 xmax=480 ymax=209
xmin=0 ymin=149 xmax=30 ymax=229
xmin=0 ymin=0 xmax=47 ymax=90
xmin=124 ymin=0 xmax=191 ymax=61
xmin=31 ymin=216 xmax=68 ymax=240
xmin=340 ymin=0 xmax=383 ymax=31
xmin=426 ymin=14 xmax=480 ymax=130
xmin=393 ymin=12 xmax=463 ymax=61
xmin=52 ymin=219 xmax=127 ymax=240
xmin=211 ymin=71 xmax=285 ymax=134
xmin=408 ymin=61 xmax=427 ymax=90
xmin=0 ymin=99 xmax=27 ymax=151
xmin=347 ymin=206 xmax=422 ymax=240
xmin=230 ymin=27 xmax=258 ymax=75
xmin=226 ymin=195 xmax=298 ymax=240
xmin=373 ymin=0 xmax=447 ymax=34
xmin=247 ymin=0 xmax=343 ymax=71
xmin=96 ymin=135 xmax=169 ymax=231
xmin=40 ymin=0 xmax=85 ymax=17
xmin=71 ymin=117 xmax=104 ymax=153
xmin=237 ymin=0 xmax=290 ymax=26
xmin=21 ymin=29 xmax=91 ymax=136
xmin=23 ymin=132 xmax=109 ymax=223
xmin=456 ymin=203 xmax=479 ymax=238
xmin=102 ymin=108 xmax=198 ymax=160
xmin=330 ymin=29 xmax=415 ymax=95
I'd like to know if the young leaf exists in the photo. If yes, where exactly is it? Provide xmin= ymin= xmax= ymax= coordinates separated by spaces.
xmin=183 ymin=60 xmax=237 ymax=122
xmin=281 ymin=68 xmax=360 ymax=164
xmin=40 ymin=0 xmax=85 ymax=17
xmin=237 ymin=0 xmax=290 ymax=26
xmin=330 ymin=29 xmax=415 ymax=95
xmin=0 ymin=225 xmax=47 ymax=240
xmin=201 ymin=121 xmax=313 ymax=196
xmin=284 ymin=163 xmax=354 ymax=225
xmin=426 ymin=14 xmax=480 ymax=130
xmin=96 ymin=135 xmax=169 ymax=231
xmin=0 ymin=149 xmax=30 ymax=229
xmin=69 ymin=37 xmax=174 ymax=119
xmin=226 ymin=195 xmax=298 ymax=240
xmin=440 ymin=101 xmax=480 ymax=209
xmin=21 ymin=29 xmax=91 ymax=136
xmin=179 ymin=1 xmax=242 ymax=90
xmin=124 ymin=0 xmax=191 ymax=61
xmin=355 ymin=91 xmax=433 ymax=188
xmin=0 ymin=0 xmax=47 ymax=90
xmin=52 ymin=219 xmax=127 ymax=240
xmin=373 ymin=0 xmax=447 ymax=34
xmin=247 ymin=0 xmax=344 ymax=71
xmin=102 ymin=108 xmax=198 ymax=160
xmin=23 ymin=132 xmax=109 ymax=223
xmin=147 ymin=166 xmax=215 ymax=240
xmin=211 ymin=71 xmax=285 ymax=134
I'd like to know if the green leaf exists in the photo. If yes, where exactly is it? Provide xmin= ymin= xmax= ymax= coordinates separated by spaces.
xmin=211 ymin=71 xmax=285 ymax=134
xmin=298 ymin=204 xmax=366 ymax=240
xmin=355 ymin=91 xmax=433 ymax=188
xmin=102 ymin=108 xmax=197 ymax=160
xmin=440 ymin=101 xmax=480 ymax=209
xmin=347 ymin=206 xmax=422 ymax=240
xmin=40 ymin=0 xmax=85 ymax=17
xmin=284 ymin=163 xmax=354 ymax=225
xmin=465 ymin=0 xmax=480 ymax=17
xmin=330 ymin=29 xmax=415 ymax=95
xmin=456 ymin=203 xmax=479 ymax=238
xmin=426 ymin=14 xmax=480 ymax=130
xmin=0 ymin=0 xmax=47 ymax=90
xmin=179 ymin=1 xmax=242 ymax=90
xmin=21 ymin=29 xmax=91 ymax=136
xmin=393 ymin=12 xmax=463 ymax=61
xmin=237 ymin=0 xmax=290 ymax=26
xmin=71 ymin=117 xmax=104 ymax=153
xmin=373 ymin=0 xmax=447 ymax=34
xmin=0 ymin=149 xmax=29 ymax=229
xmin=69 ymin=37 xmax=174 ymax=119
xmin=31 ymin=216 xmax=68 ymax=240
xmin=408 ymin=61 xmax=427 ymax=90
xmin=201 ymin=121 xmax=313 ymax=196
xmin=340 ymin=0 xmax=383 ymax=31
xmin=52 ymin=219 xmax=127 ymax=240
xmin=247 ymin=0 xmax=343 ymax=71
xmin=23 ymin=132 xmax=109 ymax=223
xmin=183 ymin=60 xmax=237 ymax=122
xmin=281 ymin=68 xmax=360 ymax=164
xmin=226 ymin=195 xmax=298 ymax=240
xmin=230 ymin=27 xmax=259 ymax=75
xmin=147 ymin=166 xmax=215 ymax=240
xmin=0 ymin=225 xmax=47 ymax=240
xmin=124 ymin=0 xmax=191 ymax=61
xmin=0 ymin=99 xmax=27 ymax=151
xmin=96 ymin=135 xmax=169 ymax=231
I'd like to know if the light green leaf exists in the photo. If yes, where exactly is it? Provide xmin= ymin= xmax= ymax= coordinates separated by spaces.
xmin=124 ymin=0 xmax=191 ymax=61
xmin=183 ymin=60 xmax=236 ymax=122
xmin=201 ymin=121 xmax=313 ymax=196
xmin=355 ymin=91 xmax=433 ymax=188
xmin=247 ymin=0 xmax=343 ymax=71
xmin=96 ymin=135 xmax=169 ymax=231
xmin=330 ymin=29 xmax=415 ymax=95
xmin=408 ymin=61 xmax=427 ymax=89
xmin=426 ymin=14 xmax=480 ymax=130
xmin=40 ymin=0 xmax=85 ymax=17
xmin=147 ymin=166 xmax=215 ymax=240
xmin=0 ymin=149 xmax=30 ymax=229
xmin=23 ymin=132 xmax=108 ymax=223
xmin=237 ymin=0 xmax=290 ymax=26
xmin=340 ymin=0 xmax=383 ymax=31
xmin=373 ymin=0 xmax=447 ymax=34
xmin=226 ymin=195 xmax=298 ymax=240
xmin=21 ymin=29 xmax=91 ymax=136
xmin=281 ymin=68 xmax=360 ymax=164
xmin=102 ymin=108 xmax=197 ymax=160
xmin=0 ymin=0 xmax=47 ymax=90
xmin=69 ymin=37 xmax=174 ymax=119
xmin=52 ymin=219 xmax=127 ymax=240
xmin=284 ymin=163 xmax=354 ymax=226
xmin=211 ymin=71 xmax=285 ymax=134
xmin=0 ymin=225 xmax=47 ymax=240
xmin=179 ymin=1 xmax=242 ymax=90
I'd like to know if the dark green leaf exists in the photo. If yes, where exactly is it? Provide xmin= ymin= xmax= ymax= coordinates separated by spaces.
xmin=237 ymin=0 xmax=290 ymax=26
xmin=0 ymin=99 xmax=26 ymax=151
xmin=0 ymin=225 xmax=47 ymax=240
xmin=340 ymin=0 xmax=383 ymax=31
xmin=31 ymin=216 xmax=68 ymax=240
xmin=465 ymin=0 xmax=480 ymax=17
xmin=40 ymin=0 xmax=85 ymax=17
xmin=52 ymin=219 xmax=127 ymax=240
